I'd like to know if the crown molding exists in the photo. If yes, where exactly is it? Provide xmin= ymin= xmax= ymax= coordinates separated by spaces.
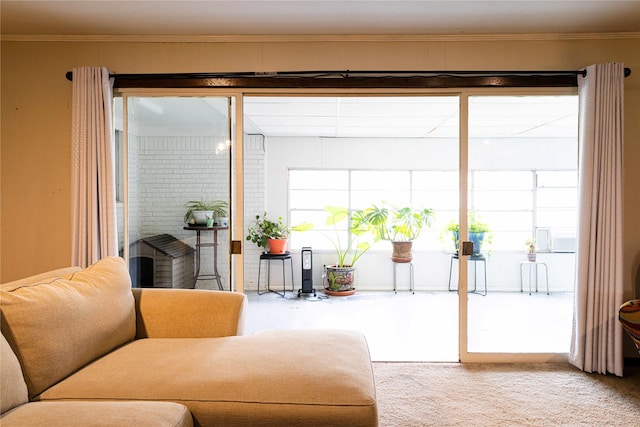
xmin=3 ymin=32 xmax=640 ymax=43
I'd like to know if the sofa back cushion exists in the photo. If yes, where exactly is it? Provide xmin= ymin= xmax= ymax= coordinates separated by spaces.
xmin=1 ymin=333 xmax=28 ymax=414
xmin=0 ymin=257 xmax=136 ymax=397
xmin=1 ymin=266 xmax=82 ymax=292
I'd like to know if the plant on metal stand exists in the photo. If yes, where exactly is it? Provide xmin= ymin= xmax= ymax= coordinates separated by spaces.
xmin=352 ymin=204 xmax=435 ymax=262
xmin=323 ymin=205 xmax=372 ymax=293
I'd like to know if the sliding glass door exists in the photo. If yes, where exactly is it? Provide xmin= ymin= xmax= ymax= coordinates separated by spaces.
xmin=112 ymin=88 xmax=577 ymax=362
xmin=243 ymin=91 xmax=577 ymax=362
xmin=116 ymin=95 xmax=235 ymax=291
xmin=463 ymin=94 xmax=578 ymax=358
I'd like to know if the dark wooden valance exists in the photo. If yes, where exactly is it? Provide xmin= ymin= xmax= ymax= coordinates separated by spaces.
xmin=65 ymin=69 xmax=632 ymax=89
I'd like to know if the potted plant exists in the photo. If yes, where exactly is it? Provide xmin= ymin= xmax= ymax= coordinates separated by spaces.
xmin=445 ymin=211 xmax=491 ymax=256
xmin=184 ymin=200 xmax=228 ymax=225
xmin=246 ymin=212 xmax=295 ymax=254
xmin=525 ymin=238 xmax=537 ymax=262
xmin=353 ymin=204 xmax=435 ymax=263
xmin=323 ymin=206 xmax=373 ymax=294
xmin=247 ymin=213 xmax=312 ymax=254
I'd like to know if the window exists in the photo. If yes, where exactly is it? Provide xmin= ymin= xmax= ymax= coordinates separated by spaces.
xmin=289 ymin=169 xmax=455 ymax=251
xmin=289 ymin=169 xmax=577 ymax=252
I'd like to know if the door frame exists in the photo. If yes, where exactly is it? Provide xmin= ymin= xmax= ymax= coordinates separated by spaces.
xmin=117 ymin=89 xmax=244 ymax=292
xmin=116 ymin=86 xmax=575 ymax=363
xmin=458 ymin=87 xmax=576 ymax=363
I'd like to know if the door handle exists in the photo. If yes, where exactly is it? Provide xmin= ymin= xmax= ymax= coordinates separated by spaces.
xmin=231 ymin=240 xmax=242 ymax=254
xmin=461 ymin=241 xmax=474 ymax=256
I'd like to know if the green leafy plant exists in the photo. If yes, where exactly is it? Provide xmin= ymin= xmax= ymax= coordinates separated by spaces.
xmin=246 ymin=212 xmax=312 ymax=249
xmin=525 ymin=238 xmax=536 ymax=254
xmin=324 ymin=205 xmax=372 ymax=267
xmin=246 ymin=212 xmax=289 ymax=249
xmin=183 ymin=200 xmax=228 ymax=224
xmin=444 ymin=211 xmax=492 ymax=255
xmin=445 ymin=211 xmax=491 ymax=234
xmin=353 ymin=204 xmax=435 ymax=242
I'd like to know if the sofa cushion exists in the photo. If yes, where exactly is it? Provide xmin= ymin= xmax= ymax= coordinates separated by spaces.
xmin=133 ymin=288 xmax=247 ymax=338
xmin=37 ymin=330 xmax=378 ymax=426
xmin=0 ymin=257 xmax=135 ymax=397
xmin=1 ymin=333 xmax=28 ymax=414
xmin=0 ymin=401 xmax=193 ymax=427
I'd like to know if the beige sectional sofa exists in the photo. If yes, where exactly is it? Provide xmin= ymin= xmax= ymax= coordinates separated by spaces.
xmin=1 ymin=256 xmax=378 ymax=426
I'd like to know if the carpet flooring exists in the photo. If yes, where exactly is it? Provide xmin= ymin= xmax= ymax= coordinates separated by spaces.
xmin=372 ymin=362 xmax=640 ymax=426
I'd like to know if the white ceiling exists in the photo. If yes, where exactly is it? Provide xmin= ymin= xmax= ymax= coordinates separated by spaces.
xmin=243 ymin=96 xmax=461 ymax=138
xmin=125 ymin=95 xmax=577 ymax=138
xmin=2 ymin=1 xmax=640 ymax=37
xmin=243 ymin=95 xmax=579 ymax=138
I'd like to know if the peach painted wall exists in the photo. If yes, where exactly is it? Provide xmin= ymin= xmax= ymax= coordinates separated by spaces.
xmin=1 ymin=35 xmax=639 ymax=295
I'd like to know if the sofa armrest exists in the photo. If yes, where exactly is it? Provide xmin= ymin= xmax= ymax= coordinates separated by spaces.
xmin=132 ymin=288 xmax=247 ymax=339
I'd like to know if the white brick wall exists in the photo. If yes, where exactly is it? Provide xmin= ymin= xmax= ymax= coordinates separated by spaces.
xmin=243 ymin=134 xmax=267 ymax=290
xmin=119 ymin=134 xmax=231 ymax=290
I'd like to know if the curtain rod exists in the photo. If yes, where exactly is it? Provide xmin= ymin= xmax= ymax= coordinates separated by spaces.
xmin=64 ymin=68 xmax=631 ymax=89
xmin=65 ymin=68 xmax=632 ymax=82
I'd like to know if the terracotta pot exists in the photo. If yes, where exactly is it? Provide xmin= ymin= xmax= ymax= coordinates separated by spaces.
xmin=324 ymin=288 xmax=356 ymax=296
xmin=391 ymin=241 xmax=413 ymax=263
xmin=267 ymin=238 xmax=288 ymax=254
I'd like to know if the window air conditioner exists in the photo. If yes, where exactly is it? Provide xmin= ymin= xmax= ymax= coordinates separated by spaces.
xmin=550 ymin=230 xmax=577 ymax=253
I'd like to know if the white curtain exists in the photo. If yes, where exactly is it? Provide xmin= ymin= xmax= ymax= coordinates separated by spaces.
xmin=569 ymin=63 xmax=625 ymax=376
xmin=71 ymin=67 xmax=118 ymax=267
